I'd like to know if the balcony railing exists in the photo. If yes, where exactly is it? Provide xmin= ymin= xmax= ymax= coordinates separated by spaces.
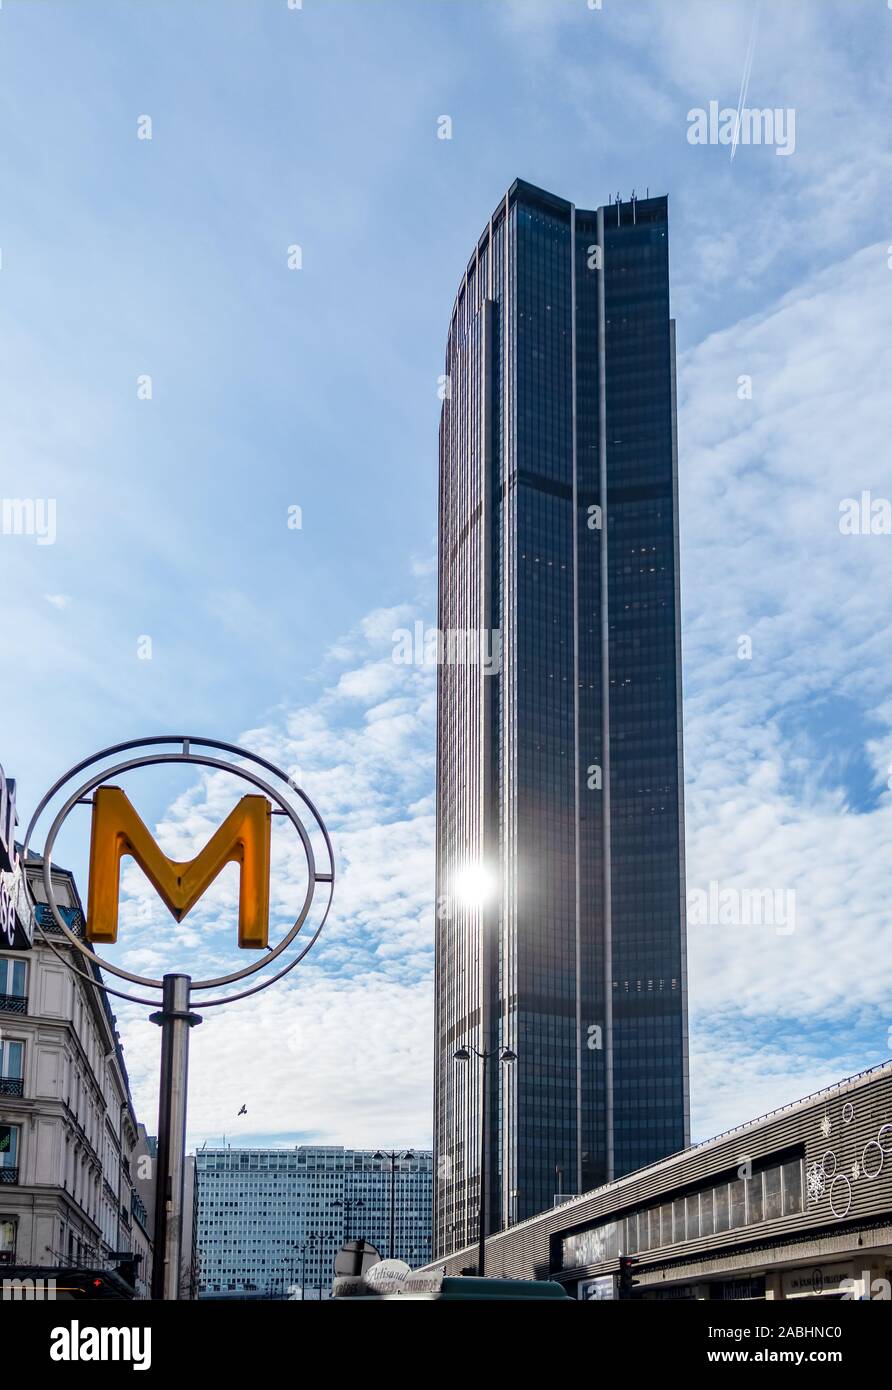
xmin=0 ymin=1079 xmax=24 ymax=1097
xmin=34 ymin=902 xmax=85 ymax=938
xmin=0 ymin=994 xmax=26 ymax=1015
xmin=0 ymin=1169 xmax=19 ymax=1184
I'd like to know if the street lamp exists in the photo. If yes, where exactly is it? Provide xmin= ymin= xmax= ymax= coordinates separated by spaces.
xmin=373 ymin=1149 xmax=415 ymax=1259
xmin=330 ymin=1196 xmax=365 ymax=1244
xmin=453 ymin=1044 xmax=516 ymax=1278
xmin=296 ymin=1232 xmax=318 ymax=1301
xmin=282 ymin=1239 xmax=300 ymax=1298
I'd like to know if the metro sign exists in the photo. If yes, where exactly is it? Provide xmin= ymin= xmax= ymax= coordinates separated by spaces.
xmin=21 ymin=736 xmax=334 ymax=1005
xmin=87 ymin=787 xmax=272 ymax=948
xmin=17 ymin=735 xmax=333 ymax=1304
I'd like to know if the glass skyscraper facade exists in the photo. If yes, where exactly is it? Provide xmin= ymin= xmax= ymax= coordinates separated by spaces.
xmin=434 ymin=180 xmax=689 ymax=1257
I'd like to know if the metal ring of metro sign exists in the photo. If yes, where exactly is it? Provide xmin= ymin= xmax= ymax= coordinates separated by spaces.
xmin=20 ymin=736 xmax=334 ymax=1002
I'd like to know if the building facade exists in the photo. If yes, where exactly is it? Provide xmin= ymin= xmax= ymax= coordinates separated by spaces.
xmin=435 ymin=180 xmax=688 ymax=1253
xmin=0 ymin=853 xmax=153 ymax=1297
xmin=195 ymin=1146 xmax=432 ymax=1298
xmin=422 ymin=1060 xmax=892 ymax=1301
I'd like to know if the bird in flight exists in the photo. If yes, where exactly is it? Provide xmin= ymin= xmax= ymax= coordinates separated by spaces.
xmin=238 ymin=1105 xmax=247 ymax=1116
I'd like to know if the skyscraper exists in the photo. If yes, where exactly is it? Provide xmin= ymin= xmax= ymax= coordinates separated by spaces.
xmin=434 ymin=180 xmax=689 ymax=1256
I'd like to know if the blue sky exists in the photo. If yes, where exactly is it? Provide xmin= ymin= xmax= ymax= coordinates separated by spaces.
xmin=2 ymin=0 xmax=892 ymax=1153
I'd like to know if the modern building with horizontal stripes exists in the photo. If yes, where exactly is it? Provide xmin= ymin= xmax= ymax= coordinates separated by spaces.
xmin=195 ymin=1146 xmax=432 ymax=1298
xmin=421 ymin=1060 xmax=892 ymax=1300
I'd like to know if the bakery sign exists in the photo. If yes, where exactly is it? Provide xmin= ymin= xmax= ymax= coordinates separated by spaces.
xmin=0 ymin=765 xmax=32 ymax=950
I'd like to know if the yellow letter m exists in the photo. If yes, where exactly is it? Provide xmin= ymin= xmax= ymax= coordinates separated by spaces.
xmin=86 ymin=787 xmax=271 ymax=948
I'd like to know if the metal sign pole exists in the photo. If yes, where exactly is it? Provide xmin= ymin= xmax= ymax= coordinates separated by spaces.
xmin=150 ymin=974 xmax=201 ymax=1300
xmin=21 ymin=737 xmax=335 ymax=1303
xmin=478 ymin=1050 xmax=488 ymax=1278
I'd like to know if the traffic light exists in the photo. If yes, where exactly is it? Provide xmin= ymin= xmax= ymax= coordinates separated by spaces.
xmin=618 ymin=1255 xmax=640 ymax=1300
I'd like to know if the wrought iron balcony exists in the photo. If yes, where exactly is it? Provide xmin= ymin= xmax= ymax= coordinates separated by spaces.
xmin=0 ymin=1078 xmax=24 ymax=1097
xmin=33 ymin=902 xmax=85 ymax=938
xmin=0 ymin=1168 xmax=19 ymax=1184
xmin=0 ymin=993 xmax=26 ymax=1015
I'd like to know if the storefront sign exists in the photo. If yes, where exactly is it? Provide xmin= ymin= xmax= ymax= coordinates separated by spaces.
xmin=579 ymin=1275 xmax=616 ymax=1300
xmin=783 ymin=1262 xmax=854 ymax=1298
xmin=0 ymin=765 xmax=17 ymax=873
xmin=0 ymin=874 xmax=17 ymax=947
xmin=709 ymin=1276 xmax=766 ymax=1301
xmin=0 ymin=766 xmax=32 ymax=950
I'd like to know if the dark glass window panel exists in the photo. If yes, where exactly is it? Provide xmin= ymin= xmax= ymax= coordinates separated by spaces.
xmin=783 ymin=1160 xmax=803 ymax=1216
xmin=746 ymin=1174 xmax=764 ymax=1224
xmin=713 ymin=1183 xmax=730 ymax=1232
xmin=729 ymin=1179 xmax=746 ymax=1229
xmin=763 ymin=1167 xmax=782 ymax=1221
xmin=699 ymin=1189 xmax=714 ymax=1237
xmin=685 ymin=1193 xmax=700 ymax=1242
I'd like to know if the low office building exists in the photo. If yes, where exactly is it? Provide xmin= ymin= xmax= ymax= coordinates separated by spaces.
xmin=0 ymin=853 xmax=153 ymax=1297
xmin=196 ymin=1145 xmax=432 ymax=1298
xmin=419 ymin=1060 xmax=892 ymax=1300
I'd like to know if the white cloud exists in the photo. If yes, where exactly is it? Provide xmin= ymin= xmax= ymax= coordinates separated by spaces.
xmin=680 ymin=240 xmax=892 ymax=1060
xmin=689 ymin=1037 xmax=877 ymax=1144
xmin=115 ymin=238 xmax=892 ymax=1148
xmin=110 ymin=616 xmax=436 ymax=1147
xmin=119 ymin=967 xmax=433 ymax=1150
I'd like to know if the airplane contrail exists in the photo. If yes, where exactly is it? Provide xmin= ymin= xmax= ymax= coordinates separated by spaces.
xmin=731 ymin=0 xmax=762 ymax=163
